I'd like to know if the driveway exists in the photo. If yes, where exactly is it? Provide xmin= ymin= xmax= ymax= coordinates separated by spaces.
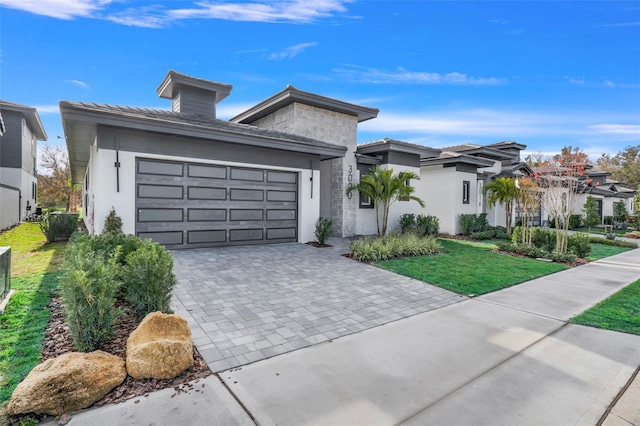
xmin=171 ymin=239 xmax=466 ymax=372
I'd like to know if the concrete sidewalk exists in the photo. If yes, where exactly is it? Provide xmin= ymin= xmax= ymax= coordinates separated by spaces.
xmin=48 ymin=248 xmax=640 ymax=425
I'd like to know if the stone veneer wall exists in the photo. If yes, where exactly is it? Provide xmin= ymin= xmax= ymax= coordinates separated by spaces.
xmin=251 ymin=103 xmax=359 ymax=237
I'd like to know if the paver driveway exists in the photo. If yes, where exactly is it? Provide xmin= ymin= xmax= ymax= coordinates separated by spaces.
xmin=171 ymin=239 xmax=466 ymax=372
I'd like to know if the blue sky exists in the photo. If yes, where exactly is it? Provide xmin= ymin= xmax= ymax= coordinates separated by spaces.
xmin=1 ymin=0 xmax=638 ymax=161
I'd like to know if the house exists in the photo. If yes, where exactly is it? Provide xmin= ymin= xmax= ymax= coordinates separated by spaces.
xmin=62 ymin=70 xmax=378 ymax=248
xmin=0 ymin=101 xmax=47 ymax=230
xmin=574 ymin=170 xmax=636 ymax=222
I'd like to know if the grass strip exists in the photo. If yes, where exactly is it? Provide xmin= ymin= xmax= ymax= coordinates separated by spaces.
xmin=376 ymin=239 xmax=567 ymax=296
xmin=572 ymin=279 xmax=640 ymax=335
xmin=587 ymin=244 xmax=632 ymax=261
xmin=0 ymin=272 xmax=60 ymax=404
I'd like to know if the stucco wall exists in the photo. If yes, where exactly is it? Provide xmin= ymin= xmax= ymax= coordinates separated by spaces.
xmin=355 ymin=164 xmax=423 ymax=236
xmin=418 ymin=165 xmax=480 ymax=235
xmin=251 ymin=103 xmax=359 ymax=237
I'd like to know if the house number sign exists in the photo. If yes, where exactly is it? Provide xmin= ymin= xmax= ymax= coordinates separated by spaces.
xmin=346 ymin=165 xmax=353 ymax=199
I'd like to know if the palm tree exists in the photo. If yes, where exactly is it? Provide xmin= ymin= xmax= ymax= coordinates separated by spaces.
xmin=484 ymin=176 xmax=518 ymax=234
xmin=347 ymin=166 xmax=425 ymax=236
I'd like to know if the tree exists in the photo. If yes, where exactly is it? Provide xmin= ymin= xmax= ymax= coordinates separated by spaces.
xmin=515 ymin=177 xmax=541 ymax=244
xmin=37 ymin=143 xmax=81 ymax=211
xmin=596 ymin=145 xmax=640 ymax=191
xmin=346 ymin=166 xmax=425 ymax=236
xmin=536 ymin=146 xmax=589 ymax=253
xmin=582 ymin=195 xmax=600 ymax=234
xmin=613 ymin=200 xmax=628 ymax=223
xmin=484 ymin=176 xmax=518 ymax=234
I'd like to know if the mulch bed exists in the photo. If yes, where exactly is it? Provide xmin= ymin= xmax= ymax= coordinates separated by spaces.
xmin=305 ymin=241 xmax=333 ymax=248
xmin=7 ymin=295 xmax=212 ymax=425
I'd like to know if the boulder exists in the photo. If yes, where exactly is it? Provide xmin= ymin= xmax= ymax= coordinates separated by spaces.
xmin=126 ymin=312 xmax=193 ymax=380
xmin=623 ymin=231 xmax=640 ymax=239
xmin=7 ymin=351 xmax=126 ymax=416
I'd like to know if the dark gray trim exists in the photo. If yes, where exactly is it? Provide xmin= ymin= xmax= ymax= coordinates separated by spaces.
xmin=423 ymin=155 xmax=494 ymax=169
xmin=0 ymin=183 xmax=20 ymax=192
xmin=384 ymin=151 xmax=421 ymax=168
xmin=157 ymin=70 xmax=232 ymax=103
xmin=231 ymin=85 xmax=379 ymax=124
xmin=357 ymin=138 xmax=440 ymax=158
xmin=0 ymin=100 xmax=47 ymax=140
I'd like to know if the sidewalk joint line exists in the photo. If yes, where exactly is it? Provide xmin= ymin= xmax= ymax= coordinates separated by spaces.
xmin=394 ymin=321 xmax=570 ymax=426
xmin=596 ymin=362 xmax=640 ymax=426
xmin=215 ymin=372 xmax=259 ymax=426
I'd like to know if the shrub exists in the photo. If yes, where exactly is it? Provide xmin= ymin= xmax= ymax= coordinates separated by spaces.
xmin=124 ymin=240 xmax=177 ymax=319
xmin=493 ymin=226 xmax=510 ymax=240
xmin=613 ymin=220 xmax=628 ymax=230
xmin=568 ymin=214 xmax=582 ymax=230
xmin=603 ymin=216 xmax=614 ymax=226
xmin=568 ymin=232 xmax=592 ymax=258
xmin=459 ymin=213 xmax=488 ymax=235
xmin=470 ymin=230 xmax=495 ymax=240
xmin=531 ymin=227 xmax=556 ymax=253
xmin=399 ymin=214 xmax=416 ymax=234
xmin=496 ymin=242 xmax=576 ymax=264
xmin=349 ymin=234 xmax=441 ymax=262
xmin=314 ymin=217 xmax=332 ymax=245
xmin=590 ymin=236 xmax=637 ymax=248
xmin=459 ymin=214 xmax=476 ymax=235
xmin=416 ymin=214 xmax=440 ymax=237
xmin=548 ymin=216 xmax=563 ymax=229
xmin=61 ymin=246 xmax=121 ymax=351
xmin=605 ymin=232 xmax=617 ymax=240
xmin=39 ymin=212 xmax=78 ymax=242
xmin=614 ymin=200 xmax=629 ymax=222
xmin=103 ymin=207 xmax=123 ymax=234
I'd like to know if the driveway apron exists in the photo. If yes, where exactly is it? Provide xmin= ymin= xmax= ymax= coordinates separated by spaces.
xmin=170 ymin=240 xmax=466 ymax=372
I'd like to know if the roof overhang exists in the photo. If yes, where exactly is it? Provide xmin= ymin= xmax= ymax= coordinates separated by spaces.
xmin=156 ymin=70 xmax=232 ymax=103
xmin=421 ymin=153 xmax=495 ymax=168
xmin=357 ymin=138 xmax=441 ymax=158
xmin=231 ymin=85 xmax=379 ymax=124
xmin=61 ymin=101 xmax=347 ymax=184
xmin=486 ymin=140 xmax=527 ymax=151
xmin=0 ymin=101 xmax=47 ymax=140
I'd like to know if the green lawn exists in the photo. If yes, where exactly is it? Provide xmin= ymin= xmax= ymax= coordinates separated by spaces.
xmin=376 ymin=239 xmax=567 ymax=296
xmin=0 ymin=223 xmax=66 ymax=406
xmin=587 ymin=243 xmax=633 ymax=261
xmin=572 ymin=279 xmax=640 ymax=335
xmin=573 ymin=227 xmax=627 ymax=236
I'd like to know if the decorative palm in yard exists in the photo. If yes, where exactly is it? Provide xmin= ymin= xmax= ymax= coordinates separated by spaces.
xmin=347 ymin=166 xmax=424 ymax=236
xmin=484 ymin=176 xmax=518 ymax=235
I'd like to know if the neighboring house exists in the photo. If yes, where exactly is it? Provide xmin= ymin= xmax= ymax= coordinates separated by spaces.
xmin=0 ymin=101 xmax=47 ymax=230
xmin=573 ymin=170 xmax=636 ymax=222
xmin=62 ymin=71 xmax=377 ymax=248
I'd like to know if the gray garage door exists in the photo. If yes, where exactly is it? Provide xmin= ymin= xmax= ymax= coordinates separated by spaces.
xmin=135 ymin=158 xmax=298 ymax=248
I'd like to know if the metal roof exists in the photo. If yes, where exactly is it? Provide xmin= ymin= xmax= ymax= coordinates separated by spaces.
xmin=357 ymin=138 xmax=441 ymax=158
xmin=0 ymin=100 xmax=47 ymax=140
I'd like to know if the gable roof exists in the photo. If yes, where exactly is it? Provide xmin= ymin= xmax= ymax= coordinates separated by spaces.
xmin=231 ymin=85 xmax=379 ymax=124
xmin=0 ymin=100 xmax=47 ymax=140
xmin=61 ymin=101 xmax=348 ymax=183
xmin=156 ymin=70 xmax=232 ymax=103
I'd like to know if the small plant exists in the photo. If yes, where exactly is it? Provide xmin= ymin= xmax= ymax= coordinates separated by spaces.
xmin=39 ymin=212 xmax=78 ymax=242
xmin=568 ymin=214 xmax=582 ymax=230
xmin=314 ymin=217 xmax=333 ymax=245
xmin=124 ymin=240 xmax=177 ymax=319
xmin=415 ymin=214 xmax=439 ymax=237
xmin=613 ymin=200 xmax=629 ymax=223
xmin=398 ymin=213 xmax=416 ymax=234
xmin=531 ymin=227 xmax=556 ymax=253
xmin=603 ymin=216 xmax=614 ymax=226
xmin=61 ymin=245 xmax=121 ymax=351
xmin=459 ymin=214 xmax=476 ymax=235
xmin=567 ymin=232 xmax=592 ymax=258
xmin=349 ymin=234 xmax=441 ymax=262
xmin=605 ymin=232 xmax=617 ymax=241
xmin=103 ymin=207 xmax=123 ymax=234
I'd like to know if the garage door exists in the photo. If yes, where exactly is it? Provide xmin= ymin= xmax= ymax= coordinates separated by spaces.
xmin=135 ymin=158 xmax=298 ymax=248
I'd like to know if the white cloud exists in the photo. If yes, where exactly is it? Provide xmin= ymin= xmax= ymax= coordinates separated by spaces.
xmin=268 ymin=42 xmax=318 ymax=60
xmin=69 ymin=80 xmax=90 ymax=89
xmin=0 ymin=0 xmax=351 ymax=27
xmin=0 ymin=0 xmax=110 ymax=19
xmin=334 ymin=65 xmax=506 ymax=85
xmin=588 ymin=124 xmax=640 ymax=136
xmin=600 ymin=21 xmax=640 ymax=27
xmin=169 ymin=0 xmax=348 ymax=23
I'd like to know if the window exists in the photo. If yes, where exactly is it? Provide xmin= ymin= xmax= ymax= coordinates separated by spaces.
xmin=462 ymin=181 xmax=470 ymax=204
xmin=359 ymin=192 xmax=374 ymax=209
xmin=400 ymin=179 xmax=410 ymax=201
xmin=32 ymin=182 xmax=37 ymax=201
